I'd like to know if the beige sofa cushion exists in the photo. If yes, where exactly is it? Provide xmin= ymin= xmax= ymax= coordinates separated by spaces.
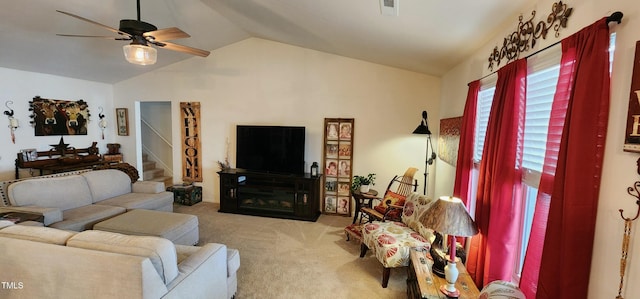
xmin=49 ymin=204 xmax=126 ymax=232
xmin=0 ymin=225 xmax=76 ymax=245
xmin=67 ymin=230 xmax=178 ymax=284
xmin=132 ymin=181 xmax=165 ymax=193
xmin=7 ymin=175 xmax=92 ymax=210
xmin=81 ymin=170 xmax=132 ymax=203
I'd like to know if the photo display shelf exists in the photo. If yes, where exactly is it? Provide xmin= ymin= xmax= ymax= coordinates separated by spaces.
xmin=322 ymin=118 xmax=354 ymax=216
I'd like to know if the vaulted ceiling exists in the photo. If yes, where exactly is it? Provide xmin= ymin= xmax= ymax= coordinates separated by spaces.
xmin=0 ymin=0 xmax=534 ymax=84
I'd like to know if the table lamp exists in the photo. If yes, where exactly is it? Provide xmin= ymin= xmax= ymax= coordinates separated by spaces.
xmin=419 ymin=196 xmax=478 ymax=297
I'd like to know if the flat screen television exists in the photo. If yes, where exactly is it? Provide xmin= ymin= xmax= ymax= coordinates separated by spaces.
xmin=236 ymin=125 xmax=305 ymax=175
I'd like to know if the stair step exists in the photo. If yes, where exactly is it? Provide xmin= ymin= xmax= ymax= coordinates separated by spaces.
xmin=142 ymin=153 xmax=148 ymax=162
xmin=142 ymin=161 xmax=156 ymax=171
xmin=143 ymin=168 xmax=164 ymax=180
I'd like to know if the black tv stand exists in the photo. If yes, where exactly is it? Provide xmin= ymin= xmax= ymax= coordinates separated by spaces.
xmin=217 ymin=169 xmax=321 ymax=221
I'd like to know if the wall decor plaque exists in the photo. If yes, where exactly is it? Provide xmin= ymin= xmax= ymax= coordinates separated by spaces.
xmin=180 ymin=102 xmax=202 ymax=182
xmin=624 ymin=41 xmax=640 ymax=153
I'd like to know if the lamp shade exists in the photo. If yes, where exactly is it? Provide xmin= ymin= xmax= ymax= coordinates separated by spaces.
xmin=419 ymin=196 xmax=478 ymax=237
xmin=412 ymin=110 xmax=431 ymax=135
xmin=123 ymin=44 xmax=157 ymax=65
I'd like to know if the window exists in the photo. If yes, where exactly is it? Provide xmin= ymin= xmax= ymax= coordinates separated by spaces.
xmin=471 ymin=34 xmax=616 ymax=283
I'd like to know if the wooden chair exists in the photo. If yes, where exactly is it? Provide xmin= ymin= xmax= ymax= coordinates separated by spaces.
xmin=359 ymin=167 xmax=418 ymax=223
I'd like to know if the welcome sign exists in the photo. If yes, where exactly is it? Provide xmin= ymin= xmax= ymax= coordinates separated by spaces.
xmin=180 ymin=102 xmax=202 ymax=182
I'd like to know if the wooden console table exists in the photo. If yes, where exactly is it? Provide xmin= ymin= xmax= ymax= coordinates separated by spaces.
xmin=14 ymin=141 xmax=118 ymax=179
xmin=407 ymin=248 xmax=479 ymax=299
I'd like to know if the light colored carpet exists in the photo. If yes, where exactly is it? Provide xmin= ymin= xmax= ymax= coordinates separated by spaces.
xmin=174 ymin=202 xmax=407 ymax=299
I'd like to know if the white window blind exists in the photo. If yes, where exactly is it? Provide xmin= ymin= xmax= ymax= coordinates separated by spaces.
xmin=522 ymin=65 xmax=559 ymax=173
xmin=474 ymin=86 xmax=495 ymax=162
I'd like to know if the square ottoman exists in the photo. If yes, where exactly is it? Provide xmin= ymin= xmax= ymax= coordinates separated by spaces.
xmin=93 ymin=209 xmax=199 ymax=245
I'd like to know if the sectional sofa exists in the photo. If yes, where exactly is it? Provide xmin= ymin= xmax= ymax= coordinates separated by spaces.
xmin=0 ymin=221 xmax=233 ymax=299
xmin=1 ymin=169 xmax=173 ymax=231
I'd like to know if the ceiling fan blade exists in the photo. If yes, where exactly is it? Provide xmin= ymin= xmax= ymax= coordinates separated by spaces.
xmin=155 ymin=41 xmax=210 ymax=57
xmin=56 ymin=34 xmax=131 ymax=41
xmin=56 ymin=10 xmax=130 ymax=38
xmin=143 ymin=27 xmax=190 ymax=41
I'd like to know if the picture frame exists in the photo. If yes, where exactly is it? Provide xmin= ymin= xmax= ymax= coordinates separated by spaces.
xmin=326 ymin=142 xmax=339 ymax=158
xmin=326 ymin=122 xmax=339 ymax=140
xmin=322 ymin=118 xmax=354 ymax=216
xmin=338 ymin=160 xmax=351 ymax=178
xmin=337 ymin=181 xmax=350 ymax=196
xmin=116 ymin=108 xmax=129 ymax=136
xmin=336 ymin=197 xmax=350 ymax=214
xmin=338 ymin=142 xmax=351 ymax=158
xmin=325 ymin=159 xmax=338 ymax=177
xmin=325 ymin=178 xmax=338 ymax=194
xmin=339 ymin=122 xmax=352 ymax=140
xmin=325 ymin=196 xmax=337 ymax=213
xmin=20 ymin=148 xmax=38 ymax=162
xmin=29 ymin=96 xmax=90 ymax=136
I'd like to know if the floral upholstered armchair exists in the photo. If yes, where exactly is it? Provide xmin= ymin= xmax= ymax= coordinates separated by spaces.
xmin=359 ymin=192 xmax=435 ymax=287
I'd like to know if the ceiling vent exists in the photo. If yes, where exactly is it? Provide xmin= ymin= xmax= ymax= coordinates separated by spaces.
xmin=380 ymin=0 xmax=399 ymax=16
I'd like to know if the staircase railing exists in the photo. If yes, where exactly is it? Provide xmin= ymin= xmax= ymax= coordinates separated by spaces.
xmin=141 ymin=118 xmax=173 ymax=180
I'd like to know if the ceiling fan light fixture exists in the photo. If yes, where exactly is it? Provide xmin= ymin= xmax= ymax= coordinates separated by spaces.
xmin=123 ymin=44 xmax=157 ymax=65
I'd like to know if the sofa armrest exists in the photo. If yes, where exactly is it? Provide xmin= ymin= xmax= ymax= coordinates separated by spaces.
xmin=1 ymin=206 xmax=62 ymax=226
xmin=164 ymin=243 xmax=228 ymax=299
xmin=132 ymin=181 xmax=165 ymax=194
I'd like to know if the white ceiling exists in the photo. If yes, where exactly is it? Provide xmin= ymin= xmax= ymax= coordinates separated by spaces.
xmin=0 ymin=0 xmax=535 ymax=84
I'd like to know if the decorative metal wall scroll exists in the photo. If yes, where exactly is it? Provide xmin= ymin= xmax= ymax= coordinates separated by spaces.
xmin=487 ymin=1 xmax=573 ymax=71
xmin=617 ymin=178 xmax=640 ymax=299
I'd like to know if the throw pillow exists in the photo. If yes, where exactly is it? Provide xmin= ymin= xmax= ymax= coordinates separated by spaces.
xmin=373 ymin=191 xmax=407 ymax=216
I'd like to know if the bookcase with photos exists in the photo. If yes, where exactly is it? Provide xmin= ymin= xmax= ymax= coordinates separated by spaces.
xmin=322 ymin=118 xmax=354 ymax=216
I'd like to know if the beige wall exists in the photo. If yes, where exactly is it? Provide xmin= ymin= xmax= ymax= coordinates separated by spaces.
xmin=113 ymin=38 xmax=441 ymax=205
xmin=0 ymin=67 xmax=113 ymax=180
xmin=436 ymin=0 xmax=640 ymax=297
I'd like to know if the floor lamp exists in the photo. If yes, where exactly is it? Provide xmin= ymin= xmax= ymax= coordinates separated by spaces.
xmin=413 ymin=110 xmax=436 ymax=195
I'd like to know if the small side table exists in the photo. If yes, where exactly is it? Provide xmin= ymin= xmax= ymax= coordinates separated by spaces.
xmin=351 ymin=189 xmax=379 ymax=224
xmin=167 ymin=184 xmax=203 ymax=206
xmin=407 ymin=248 xmax=479 ymax=299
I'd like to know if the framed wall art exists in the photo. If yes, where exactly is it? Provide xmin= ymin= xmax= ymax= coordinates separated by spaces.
xmin=29 ymin=96 xmax=90 ymax=136
xmin=322 ymin=118 xmax=354 ymax=216
xmin=116 ymin=108 xmax=129 ymax=136
xmin=438 ymin=116 xmax=463 ymax=166
xmin=624 ymin=41 xmax=640 ymax=152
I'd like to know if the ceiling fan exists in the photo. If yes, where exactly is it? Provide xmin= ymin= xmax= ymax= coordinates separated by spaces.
xmin=56 ymin=0 xmax=210 ymax=65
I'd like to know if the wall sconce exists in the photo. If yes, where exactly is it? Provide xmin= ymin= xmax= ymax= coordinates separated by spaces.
xmin=4 ymin=101 xmax=18 ymax=144
xmin=98 ymin=107 xmax=108 ymax=140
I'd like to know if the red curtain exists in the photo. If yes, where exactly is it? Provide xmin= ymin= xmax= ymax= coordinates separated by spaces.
xmin=520 ymin=18 xmax=611 ymax=298
xmin=453 ymin=80 xmax=480 ymax=206
xmin=467 ymin=59 xmax=527 ymax=286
